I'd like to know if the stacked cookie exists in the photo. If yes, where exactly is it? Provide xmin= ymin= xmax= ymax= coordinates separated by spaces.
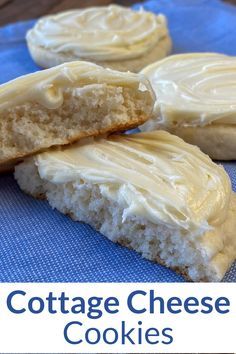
xmin=1 ymin=5 xmax=236 ymax=281
xmin=0 ymin=61 xmax=154 ymax=171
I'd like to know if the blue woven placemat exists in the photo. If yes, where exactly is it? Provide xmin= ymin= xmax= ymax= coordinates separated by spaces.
xmin=0 ymin=0 xmax=235 ymax=282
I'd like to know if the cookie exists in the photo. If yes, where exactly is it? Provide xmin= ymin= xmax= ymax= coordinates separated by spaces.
xmin=0 ymin=60 xmax=154 ymax=169
xmin=26 ymin=5 xmax=172 ymax=72
xmin=15 ymin=131 xmax=236 ymax=281
xmin=140 ymin=53 xmax=236 ymax=160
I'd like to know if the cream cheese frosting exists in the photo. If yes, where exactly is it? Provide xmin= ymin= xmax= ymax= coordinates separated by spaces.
xmin=141 ymin=53 xmax=236 ymax=128
xmin=0 ymin=61 xmax=152 ymax=112
xmin=34 ymin=131 xmax=231 ymax=234
xmin=26 ymin=5 xmax=169 ymax=61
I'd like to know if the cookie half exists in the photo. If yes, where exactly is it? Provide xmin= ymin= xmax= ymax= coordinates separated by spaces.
xmin=0 ymin=61 xmax=154 ymax=169
xmin=14 ymin=131 xmax=236 ymax=282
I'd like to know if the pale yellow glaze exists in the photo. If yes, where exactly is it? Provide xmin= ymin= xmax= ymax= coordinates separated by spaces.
xmin=35 ymin=131 xmax=231 ymax=234
xmin=27 ymin=5 xmax=169 ymax=61
xmin=0 ymin=61 xmax=152 ymax=111
xmin=141 ymin=53 xmax=236 ymax=128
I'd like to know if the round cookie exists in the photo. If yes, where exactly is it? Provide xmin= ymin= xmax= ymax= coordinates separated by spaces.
xmin=26 ymin=5 xmax=172 ymax=72
xmin=139 ymin=53 xmax=236 ymax=160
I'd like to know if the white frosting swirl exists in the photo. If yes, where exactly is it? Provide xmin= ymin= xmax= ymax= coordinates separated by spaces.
xmin=35 ymin=131 xmax=231 ymax=234
xmin=0 ymin=61 xmax=152 ymax=112
xmin=27 ymin=5 xmax=169 ymax=61
xmin=141 ymin=53 xmax=236 ymax=128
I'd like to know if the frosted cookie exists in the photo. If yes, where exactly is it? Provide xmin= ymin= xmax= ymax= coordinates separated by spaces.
xmin=140 ymin=53 xmax=236 ymax=160
xmin=15 ymin=131 xmax=236 ymax=282
xmin=0 ymin=60 xmax=154 ymax=170
xmin=26 ymin=5 xmax=172 ymax=72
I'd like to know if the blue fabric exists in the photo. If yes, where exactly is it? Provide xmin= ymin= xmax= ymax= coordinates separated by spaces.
xmin=0 ymin=0 xmax=236 ymax=282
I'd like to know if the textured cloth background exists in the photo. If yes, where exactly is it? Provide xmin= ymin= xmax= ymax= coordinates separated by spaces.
xmin=0 ymin=0 xmax=236 ymax=282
